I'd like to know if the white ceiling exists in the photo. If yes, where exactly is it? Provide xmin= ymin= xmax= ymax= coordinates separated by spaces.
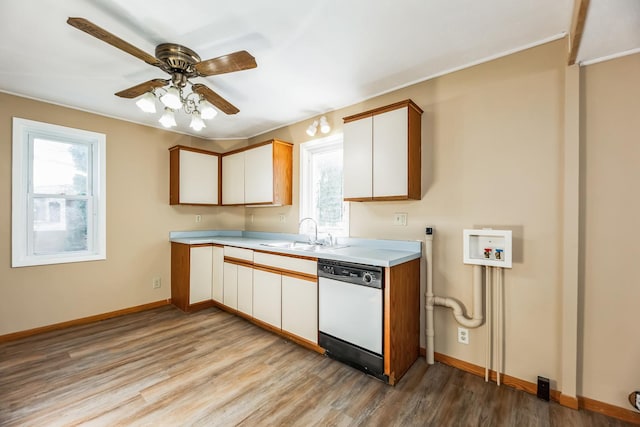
xmin=1 ymin=0 xmax=638 ymax=139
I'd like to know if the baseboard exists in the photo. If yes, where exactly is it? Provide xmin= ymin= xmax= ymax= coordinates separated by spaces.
xmin=559 ymin=393 xmax=579 ymax=410
xmin=0 ymin=299 xmax=171 ymax=343
xmin=425 ymin=348 xmax=640 ymax=424
xmin=579 ymin=395 xmax=640 ymax=425
xmin=432 ymin=351 xmax=560 ymax=403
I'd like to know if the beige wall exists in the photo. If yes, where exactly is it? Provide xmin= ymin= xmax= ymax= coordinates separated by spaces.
xmin=247 ymin=39 xmax=567 ymax=388
xmin=581 ymin=53 xmax=640 ymax=408
xmin=0 ymin=93 xmax=245 ymax=335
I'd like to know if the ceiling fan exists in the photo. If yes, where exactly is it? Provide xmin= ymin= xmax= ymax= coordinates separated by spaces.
xmin=67 ymin=17 xmax=257 ymax=122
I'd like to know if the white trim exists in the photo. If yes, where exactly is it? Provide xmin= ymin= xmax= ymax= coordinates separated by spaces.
xmin=579 ymin=47 xmax=640 ymax=66
xmin=299 ymin=134 xmax=349 ymax=237
xmin=12 ymin=118 xmax=107 ymax=267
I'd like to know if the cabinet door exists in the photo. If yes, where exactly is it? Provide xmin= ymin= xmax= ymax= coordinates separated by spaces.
xmin=211 ymin=246 xmax=224 ymax=303
xmin=282 ymin=275 xmax=317 ymax=344
xmin=343 ymin=116 xmax=373 ymax=199
xmin=237 ymin=265 xmax=253 ymax=316
xmin=179 ymin=150 xmax=219 ymax=204
xmin=253 ymin=269 xmax=281 ymax=328
xmin=222 ymin=151 xmax=245 ymax=205
xmin=223 ymin=262 xmax=238 ymax=309
xmin=373 ymin=107 xmax=408 ymax=198
xmin=244 ymin=143 xmax=274 ymax=204
xmin=189 ymin=246 xmax=213 ymax=304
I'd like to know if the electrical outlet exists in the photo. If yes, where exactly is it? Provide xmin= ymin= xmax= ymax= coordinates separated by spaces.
xmin=152 ymin=277 xmax=161 ymax=289
xmin=279 ymin=214 xmax=286 ymax=223
xmin=457 ymin=327 xmax=469 ymax=344
xmin=250 ymin=214 xmax=254 ymax=223
xmin=195 ymin=214 xmax=202 ymax=223
xmin=393 ymin=213 xmax=408 ymax=226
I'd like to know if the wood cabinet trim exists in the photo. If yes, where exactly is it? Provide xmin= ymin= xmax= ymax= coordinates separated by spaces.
xmin=252 ymin=264 xmax=316 ymax=281
xmin=221 ymin=138 xmax=293 ymax=157
xmin=343 ymin=99 xmax=423 ymax=123
xmin=223 ymin=257 xmax=254 ymax=267
xmin=254 ymin=248 xmax=318 ymax=261
xmin=168 ymin=144 xmax=222 ymax=156
xmin=170 ymin=242 xmax=191 ymax=312
xmin=383 ymin=258 xmax=420 ymax=384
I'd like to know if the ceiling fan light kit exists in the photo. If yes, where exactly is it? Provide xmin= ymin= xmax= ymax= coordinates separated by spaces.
xmin=135 ymin=92 xmax=157 ymax=113
xmin=66 ymin=17 xmax=257 ymax=132
xmin=159 ymin=108 xmax=177 ymax=128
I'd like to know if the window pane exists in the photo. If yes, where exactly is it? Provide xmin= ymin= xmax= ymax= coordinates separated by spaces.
xmin=33 ymin=198 xmax=88 ymax=254
xmin=33 ymin=138 xmax=89 ymax=196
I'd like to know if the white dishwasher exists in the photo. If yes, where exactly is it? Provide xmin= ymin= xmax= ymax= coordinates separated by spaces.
xmin=318 ymin=259 xmax=386 ymax=381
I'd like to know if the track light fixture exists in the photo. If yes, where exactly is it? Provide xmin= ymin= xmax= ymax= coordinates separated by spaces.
xmin=134 ymin=82 xmax=219 ymax=131
xmin=306 ymin=116 xmax=331 ymax=137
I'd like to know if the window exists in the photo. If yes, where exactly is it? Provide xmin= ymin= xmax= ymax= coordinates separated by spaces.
xmin=300 ymin=134 xmax=349 ymax=237
xmin=12 ymin=118 xmax=106 ymax=267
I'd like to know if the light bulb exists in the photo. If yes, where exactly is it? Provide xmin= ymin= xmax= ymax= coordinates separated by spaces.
xmin=319 ymin=116 xmax=331 ymax=134
xmin=189 ymin=111 xmax=206 ymax=131
xmin=135 ymin=91 xmax=156 ymax=113
xmin=160 ymin=86 xmax=182 ymax=109
xmin=306 ymin=121 xmax=318 ymax=137
xmin=200 ymin=100 xmax=218 ymax=120
xmin=158 ymin=108 xmax=177 ymax=128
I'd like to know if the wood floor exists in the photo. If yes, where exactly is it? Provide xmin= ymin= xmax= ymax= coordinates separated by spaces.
xmin=0 ymin=306 xmax=633 ymax=426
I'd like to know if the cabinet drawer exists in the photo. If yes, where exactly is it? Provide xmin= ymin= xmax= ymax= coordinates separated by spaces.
xmin=224 ymin=246 xmax=254 ymax=262
xmin=254 ymin=252 xmax=317 ymax=277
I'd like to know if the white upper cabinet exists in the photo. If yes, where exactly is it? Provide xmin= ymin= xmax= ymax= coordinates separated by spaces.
xmin=373 ymin=107 xmax=409 ymax=198
xmin=221 ymin=139 xmax=292 ymax=206
xmin=343 ymin=116 xmax=373 ymax=200
xmin=169 ymin=146 xmax=220 ymax=205
xmin=244 ymin=143 xmax=274 ymax=204
xmin=342 ymin=100 xmax=422 ymax=201
xmin=222 ymin=151 xmax=245 ymax=205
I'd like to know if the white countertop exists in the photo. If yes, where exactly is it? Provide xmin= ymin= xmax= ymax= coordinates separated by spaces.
xmin=169 ymin=230 xmax=422 ymax=267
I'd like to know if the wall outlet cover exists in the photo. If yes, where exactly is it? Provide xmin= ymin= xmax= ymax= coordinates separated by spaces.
xmin=537 ymin=376 xmax=550 ymax=401
xmin=457 ymin=327 xmax=469 ymax=344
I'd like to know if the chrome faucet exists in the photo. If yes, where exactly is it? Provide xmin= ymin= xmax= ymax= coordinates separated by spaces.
xmin=298 ymin=217 xmax=318 ymax=244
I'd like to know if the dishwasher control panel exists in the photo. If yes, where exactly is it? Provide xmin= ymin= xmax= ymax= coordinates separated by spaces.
xmin=318 ymin=259 xmax=383 ymax=288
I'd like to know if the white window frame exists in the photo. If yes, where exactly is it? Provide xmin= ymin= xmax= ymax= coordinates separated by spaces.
xmin=12 ymin=118 xmax=106 ymax=267
xmin=300 ymin=133 xmax=349 ymax=237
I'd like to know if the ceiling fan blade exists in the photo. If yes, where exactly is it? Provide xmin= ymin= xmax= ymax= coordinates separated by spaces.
xmin=67 ymin=17 xmax=163 ymax=68
xmin=115 ymin=79 xmax=169 ymax=98
xmin=194 ymin=50 xmax=257 ymax=77
xmin=191 ymin=83 xmax=240 ymax=115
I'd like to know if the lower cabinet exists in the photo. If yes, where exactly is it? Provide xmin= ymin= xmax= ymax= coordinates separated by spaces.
xmin=252 ymin=268 xmax=282 ymax=328
xmin=236 ymin=265 xmax=253 ymax=316
xmin=189 ymin=245 xmax=213 ymax=304
xmin=211 ymin=246 xmax=224 ymax=303
xmin=172 ymin=243 xmax=320 ymax=350
xmin=223 ymin=262 xmax=254 ymax=313
xmin=223 ymin=262 xmax=238 ymax=309
xmin=281 ymin=275 xmax=317 ymax=344
xmin=171 ymin=242 xmax=219 ymax=312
